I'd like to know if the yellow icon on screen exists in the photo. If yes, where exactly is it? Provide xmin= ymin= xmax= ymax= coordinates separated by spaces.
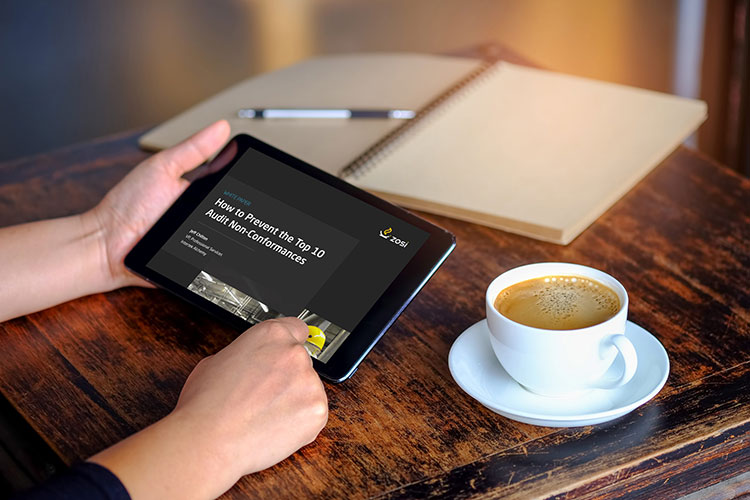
xmin=306 ymin=325 xmax=326 ymax=350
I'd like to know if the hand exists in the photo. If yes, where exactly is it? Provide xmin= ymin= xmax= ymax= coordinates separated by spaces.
xmin=90 ymin=317 xmax=328 ymax=500
xmin=88 ymin=120 xmax=231 ymax=290
xmin=176 ymin=317 xmax=328 ymax=476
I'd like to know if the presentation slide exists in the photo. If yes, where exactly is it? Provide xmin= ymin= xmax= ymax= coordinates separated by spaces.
xmin=147 ymin=147 xmax=428 ymax=362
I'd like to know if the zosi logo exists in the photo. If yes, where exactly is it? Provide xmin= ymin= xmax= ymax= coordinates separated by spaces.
xmin=379 ymin=227 xmax=409 ymax=248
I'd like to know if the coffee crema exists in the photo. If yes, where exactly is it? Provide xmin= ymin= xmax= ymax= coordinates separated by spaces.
xmin=494 ymin=275 xmax=620 ymax=330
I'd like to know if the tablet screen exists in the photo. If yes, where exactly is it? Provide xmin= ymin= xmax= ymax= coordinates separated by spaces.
xmin=146 ymin=146 xmax=429 ymax=363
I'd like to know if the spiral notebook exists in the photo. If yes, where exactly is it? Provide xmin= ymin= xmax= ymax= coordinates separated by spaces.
xmin=140 ymin=53 xmax=707 ymax=244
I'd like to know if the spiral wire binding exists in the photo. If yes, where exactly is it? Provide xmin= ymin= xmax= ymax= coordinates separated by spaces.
xmin=340 ymin=57 xmax=501 ymax=180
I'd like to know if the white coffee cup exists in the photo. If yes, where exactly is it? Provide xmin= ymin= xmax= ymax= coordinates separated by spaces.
xmin=485 ymin=262 xmax=638 ymax=397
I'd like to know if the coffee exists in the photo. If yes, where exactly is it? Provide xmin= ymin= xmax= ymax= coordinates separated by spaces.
xmin=494 ymin=275 xmax=620 ymax=330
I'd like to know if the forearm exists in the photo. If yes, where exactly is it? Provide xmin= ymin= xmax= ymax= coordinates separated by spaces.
xmin=89 ymin=410 xmax=235 ymax=500
xmin=0 ymin=211 xmax=111 ymax=322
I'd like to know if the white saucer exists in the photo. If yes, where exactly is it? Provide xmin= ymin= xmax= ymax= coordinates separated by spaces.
xmin=448 ymin=320 xmax=669 ymax=427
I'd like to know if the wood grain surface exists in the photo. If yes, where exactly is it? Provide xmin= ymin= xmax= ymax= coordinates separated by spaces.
xmin=1 ymin=127 xmax=749 ymax=498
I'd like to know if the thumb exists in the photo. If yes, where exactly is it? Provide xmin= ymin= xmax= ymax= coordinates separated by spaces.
xmin=268 ymin=317 xmax=311 ymax=344
xmin=155 ymin=120 xmax=231 ymax=178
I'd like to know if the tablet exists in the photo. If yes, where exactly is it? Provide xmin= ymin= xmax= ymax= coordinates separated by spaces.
xmin=125 ymin=134 xmax=455 ymax=382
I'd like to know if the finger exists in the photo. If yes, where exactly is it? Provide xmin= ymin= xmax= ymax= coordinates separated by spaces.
xmin=273 ymin=317 xmax=310 ymax=344
xmin=155 ymin=120 xmax=231 ymax=178
xmin=182 ymin=140 xmax=239 ymax=183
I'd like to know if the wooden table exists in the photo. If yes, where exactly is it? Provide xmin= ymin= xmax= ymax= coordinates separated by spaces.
xmin=2 ymin=127 xmax=750 ymax=497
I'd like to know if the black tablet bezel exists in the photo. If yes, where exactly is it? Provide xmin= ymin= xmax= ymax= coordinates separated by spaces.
xmin=125 ymin=134 xmax=455 ymax=382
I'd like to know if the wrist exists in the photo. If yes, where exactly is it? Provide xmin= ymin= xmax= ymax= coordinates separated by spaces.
xmin=78 ymin=208 xmax=120 ymax=292
xmin=164 ymin=408 xmax=242 ymax=493
xmin=81 ymin=204 xmax=147 ymax=292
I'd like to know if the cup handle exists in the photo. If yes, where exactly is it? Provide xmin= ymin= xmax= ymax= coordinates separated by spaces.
xmin=591 ymin=334 xmax=638 ymax=390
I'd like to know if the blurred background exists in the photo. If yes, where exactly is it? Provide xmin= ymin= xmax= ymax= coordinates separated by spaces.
xmin=1 ymin=0 xmax=748 ymax=175
xmin=0 ymin=1 xmax=749 ymax=495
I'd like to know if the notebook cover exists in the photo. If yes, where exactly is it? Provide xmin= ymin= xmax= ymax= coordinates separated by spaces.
xmin=139 ymin=53 xmax=482 ymax=176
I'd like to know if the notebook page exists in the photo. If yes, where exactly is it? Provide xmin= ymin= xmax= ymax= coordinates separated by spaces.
xmin=352 ymin=62 xmax=707 ymax=243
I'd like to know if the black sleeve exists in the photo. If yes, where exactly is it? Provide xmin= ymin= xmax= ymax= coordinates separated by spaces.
xmin=12 ymin=462 xmax=130 ymax=500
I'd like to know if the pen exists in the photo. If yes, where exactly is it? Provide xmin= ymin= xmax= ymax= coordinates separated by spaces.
xmin=236 ymin=108 xmax=416 ymax=120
